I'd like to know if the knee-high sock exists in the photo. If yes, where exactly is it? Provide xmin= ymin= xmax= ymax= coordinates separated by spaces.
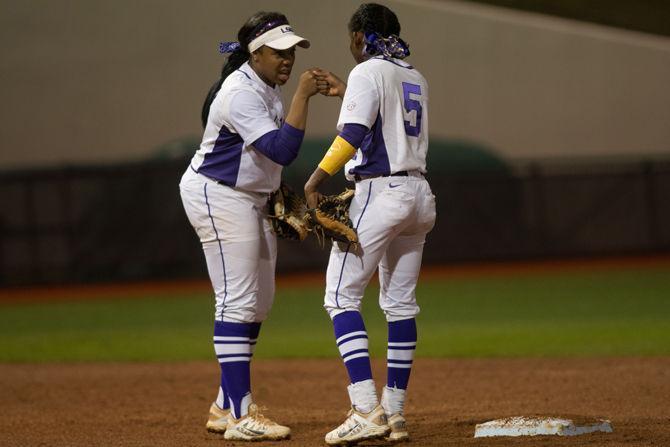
xmin=333 ymin=311 xmax=373 ymax=384
xmin=248 ymin=322 xmax=261 ymax=390
xmin=387 ymin=318 xmax=417 ymax=389
xmin=214 ymin=320 xmax=253 ymax=419
xmin=215 ymin=368 xmax=229 ymax=409
xmin=249 ymin=322 xmax=262 ymax=356
xmin=215 ymin=322 xmax=260 ymax=410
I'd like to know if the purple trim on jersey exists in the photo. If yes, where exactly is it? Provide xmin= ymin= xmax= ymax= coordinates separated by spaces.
xmin=236 ymin=69 xmax=252 ymax=80
xmin=199 ymin=126 xmax=244 ymax=186
xmin=372 ymin=56 xmax=414 ymax=69
xmin=204 ymin=183 xmax=227 ymax=319
xmin=335 ymin=182 xmax=373 ymax=307
xmin=339 ymin=123 xmax=368 ymax=149
xmin=252 ymin=123 xmax=304 ymax=166
xmin=347 ymin=113 xmax=391 ymax=178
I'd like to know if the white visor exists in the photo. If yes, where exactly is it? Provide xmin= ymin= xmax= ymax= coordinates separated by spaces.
xmin=248 ymin=25 xmax=310 ymax=53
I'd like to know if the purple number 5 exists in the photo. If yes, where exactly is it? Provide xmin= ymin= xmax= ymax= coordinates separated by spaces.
xmin=402 ymin=82 xmax=422 ymax=137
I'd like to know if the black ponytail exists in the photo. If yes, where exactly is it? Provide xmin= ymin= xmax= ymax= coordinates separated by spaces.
xmin=201 ymin=11 xmax=289 ymax=128
xmin=200 ymin=48 xmax=248 ymax=128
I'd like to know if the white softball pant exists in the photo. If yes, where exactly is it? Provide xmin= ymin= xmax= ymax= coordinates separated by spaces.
xmin=324 ymin=173 xmax=436 ymax=322
xmin=179 ymin=168 xmax=276 ymax=323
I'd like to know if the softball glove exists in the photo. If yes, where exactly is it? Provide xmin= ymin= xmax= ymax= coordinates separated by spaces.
xmin=307 ymin=189 xmax=358 ymax=245
xmin=268 ymin=182 xmax=309 ymax=241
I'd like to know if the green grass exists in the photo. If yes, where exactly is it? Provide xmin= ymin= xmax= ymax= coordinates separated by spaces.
xmin=1 ymin=267 xmax=669 ymax=362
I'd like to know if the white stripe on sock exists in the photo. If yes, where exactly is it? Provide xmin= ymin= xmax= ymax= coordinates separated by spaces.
xmin=339 ymin=338 xmax=369 ymax=356
xmin=387 ymin=362 xmax=412 ymax=369
xmin=215 ymin=343 xmax=250 ymax=356
xmin=218 ymin=356 xmax=252 ymax=363
xmin=213 ymin=336 xmax=250 ymax=342
xmin=336 ymin=330 xmax=367 ymax=345
xmin=387 ymin=349 xmax=415 ymax=361
xmin=344 ymin=352 xmax=370 ymax=362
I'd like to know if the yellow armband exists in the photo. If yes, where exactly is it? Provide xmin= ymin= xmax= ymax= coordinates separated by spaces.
xmin=318 ymin=136 xmax=357 ymax=175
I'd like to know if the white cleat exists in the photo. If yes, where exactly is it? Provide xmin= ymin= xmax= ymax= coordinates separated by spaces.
xmin=205 ymin=402 xmax=230 ymax=434
xmin=223 ymin=403 xmax=291 ymax=441
xmin=325 ymin=405 xmax=390 ymax=445
xmin=386 ymin=413 xmax=410 ymax=442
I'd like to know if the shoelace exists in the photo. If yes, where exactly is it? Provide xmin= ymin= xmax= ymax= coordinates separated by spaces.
xmin=247 ymin=405 xmax=273 ymax=427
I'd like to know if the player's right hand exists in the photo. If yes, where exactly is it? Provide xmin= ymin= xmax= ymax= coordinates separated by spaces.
xmin=296 ymin=69 xmax=320 ymax=98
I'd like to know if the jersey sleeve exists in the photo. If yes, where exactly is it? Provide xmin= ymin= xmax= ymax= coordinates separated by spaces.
xmin=228 ymin=89 xmax=279 ymax=146
xmin=336 ymin=71 xmax=379 ymax=132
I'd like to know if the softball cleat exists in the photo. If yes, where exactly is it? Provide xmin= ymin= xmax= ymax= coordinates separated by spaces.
xmin=386 ymin=413 xmax=410 ymax=442
xmin=223 ymin=403 xmax=291 ymax=441
xmin=205 ymin=402 xmax=230 ymax=434
xmin=325 ymin=404 xmax=390 ymax=445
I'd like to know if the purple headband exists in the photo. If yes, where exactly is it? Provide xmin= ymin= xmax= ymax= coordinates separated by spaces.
xmin=218 ymin=18 xmax=290 ymax=54
xmin=364 ymin=32 xmax=410 ymax=59
xmin=250 ymin=18 xmax=289 ymax=39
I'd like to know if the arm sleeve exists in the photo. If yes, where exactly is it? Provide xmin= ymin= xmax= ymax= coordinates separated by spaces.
xmin=336 ymin=72 xmax=379 ymax=131
xmin=339 ymin=123 xmax=368 ymax=149
xmin=251 ymin=123 xmax=305 ymax=166
xmin=228 ymin=90 xmax=280 ymax=145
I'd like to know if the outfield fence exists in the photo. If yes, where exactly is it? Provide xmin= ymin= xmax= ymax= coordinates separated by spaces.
xmin=1 ymin=157 xmax=669 ymax=286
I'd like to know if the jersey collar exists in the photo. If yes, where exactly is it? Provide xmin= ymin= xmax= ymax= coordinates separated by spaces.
xmin=237 ymin=62 xmax=282 ymax=97
xmin=370 ymin=55 xmax=414 ymax=69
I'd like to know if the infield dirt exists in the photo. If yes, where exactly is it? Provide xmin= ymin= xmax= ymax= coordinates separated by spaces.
xmin=1 ymin=357 xmax=668 ymax=446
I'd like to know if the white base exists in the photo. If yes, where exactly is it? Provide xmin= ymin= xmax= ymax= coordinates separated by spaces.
xmin=474 ymin=416 xmax=613 ymax=438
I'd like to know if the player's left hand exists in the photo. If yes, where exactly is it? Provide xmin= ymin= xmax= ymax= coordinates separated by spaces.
xmin=304 ymin=186 xmax=323 ymax=210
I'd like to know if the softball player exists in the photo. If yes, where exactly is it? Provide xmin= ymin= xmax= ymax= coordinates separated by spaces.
xmin=179 ymin=11 xmax=322 ymax=441
xmin=304 ymin=4 xmax=436 ymax=445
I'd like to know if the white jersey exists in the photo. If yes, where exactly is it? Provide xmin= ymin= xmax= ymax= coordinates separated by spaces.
xmin=338 ymin=56 xmax=429 ymax=182
xmin=189 ymin=62 xmax=284 ymax=193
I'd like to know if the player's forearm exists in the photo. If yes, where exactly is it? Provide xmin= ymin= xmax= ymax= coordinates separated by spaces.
xmin=305 ymin=167 xmax=330 ymax=193
xmin=284 ymin=93 xmax=310 ymax=130
xmin=304 ymin=167 xmax=330 ymax=209
xmin=326 ymin=71 xmax=347 ymax=98
xmin=336 ymin=83 xmax=347 ymax=99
